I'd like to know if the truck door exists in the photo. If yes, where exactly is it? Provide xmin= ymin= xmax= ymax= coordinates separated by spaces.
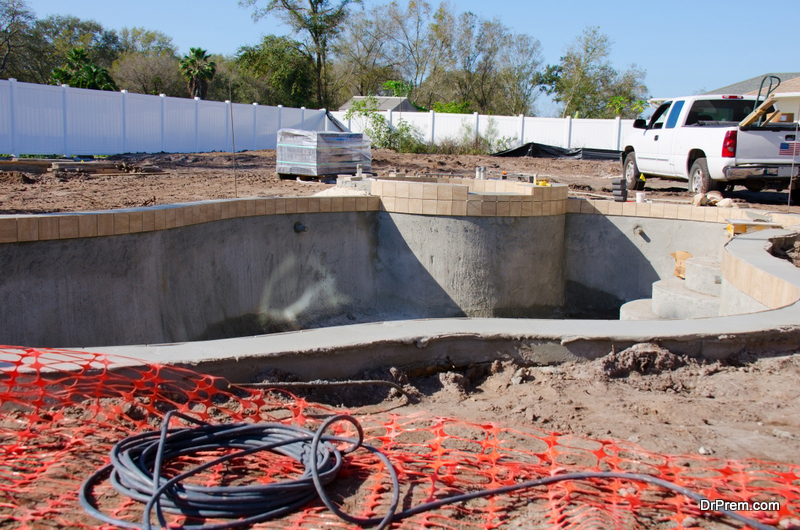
xmin=636 ymin=102 xmax=671 ymax=174
xmin=656 ymin=100 xmax=685 ymax=175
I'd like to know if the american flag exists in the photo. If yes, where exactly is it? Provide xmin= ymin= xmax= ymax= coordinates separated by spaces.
xmin=779 ymin=142 xmax=800 ymax=156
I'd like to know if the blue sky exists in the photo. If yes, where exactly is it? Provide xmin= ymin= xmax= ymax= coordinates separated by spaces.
xmin=25 ymin=0 xmax=797 ymax=112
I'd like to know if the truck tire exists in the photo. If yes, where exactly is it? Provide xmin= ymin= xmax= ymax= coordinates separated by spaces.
xmin=623 ymin=152 xmax=644 ymax=191
xmin=792 ymin=186 xmax=800 ymax=205
xmin=688 ymin=158 xmax=718 ymax=194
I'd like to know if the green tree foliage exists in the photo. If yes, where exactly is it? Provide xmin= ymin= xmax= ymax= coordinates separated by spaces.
xmin=240 ymin=0 xmax=362 ymax=108
xmin=236 ymin=35 xmax=316 ymax=107
xmin=432 ymin=100 xmax=473 ymax=114
xmin=539 ymin=26 xmax=648 ymax=119
xmin=179 ymin=47 xmax=215 ymax=99
xmin=118 ymin=27 xmax=177 ymax=57
xmin=51 ymin=47 xmax=118 ymax=90
xmin=344 ymin=95 xmax=424 ymax=151
xmin=0 ymin=0 xmax=34 ymax=77
xmin=382 ymin=80 xmax=412 ymax=97
xmin=110 ymin=28 xmax=183 ymax=96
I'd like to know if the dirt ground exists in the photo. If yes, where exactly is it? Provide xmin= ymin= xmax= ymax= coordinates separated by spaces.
xmin=2 ymin=149 xmax=800 ymax=214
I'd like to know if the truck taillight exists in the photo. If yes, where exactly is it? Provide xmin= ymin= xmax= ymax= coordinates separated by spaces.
xmin=722 ymin=130 xmax=737 ymax=158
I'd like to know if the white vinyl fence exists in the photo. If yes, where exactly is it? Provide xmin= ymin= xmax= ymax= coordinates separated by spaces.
xmin=0 ymin=79 xmax=334 ymax=156
xmin=330 ymin=109 xmax=635 ymax=151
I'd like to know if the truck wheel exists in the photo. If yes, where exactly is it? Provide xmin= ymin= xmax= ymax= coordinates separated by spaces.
xmin=624 ymin=152 xmax=644 ymax=191
xmin=688 ymin=158 xmax=717 ymax=194
xmin=792 ymin=186 xmax=800 ymax=205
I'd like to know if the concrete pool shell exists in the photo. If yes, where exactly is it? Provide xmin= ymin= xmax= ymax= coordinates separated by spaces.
xmin=1 ymin=176 xmax=799 ymax=381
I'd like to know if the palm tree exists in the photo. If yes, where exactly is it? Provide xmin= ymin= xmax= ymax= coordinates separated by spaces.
xmin=51 ymin=48 xmax=118 ymax=91
xmin=179 ymin=47 xmax=215 ymax=99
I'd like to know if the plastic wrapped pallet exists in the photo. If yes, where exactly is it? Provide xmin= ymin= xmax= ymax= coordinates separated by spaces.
xmin=276 ymin=129 xmax=372 ymax=177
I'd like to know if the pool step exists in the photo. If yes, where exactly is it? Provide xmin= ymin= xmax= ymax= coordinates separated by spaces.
xmin=620 ymin=257 xmax=723 ymax=320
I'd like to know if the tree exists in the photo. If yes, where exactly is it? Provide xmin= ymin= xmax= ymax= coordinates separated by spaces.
xmin=111 ymin=52 xmax=183 ymax=96
xmin=541 ymin=27 xmax=648 ymax=119
xmin=179 ymin=47 xmax=215 ymax=99
xmin=449 ymin=12 xmax=506 ymax=113
xmin=239 ymin=0 xmax=362 ymax=108
xmin=494 ymin=33 xmax=543 ymax=116
xmin=0 ymin=0 xmax=34 ymax=78
xmin=118 ymin=27 xmax=177 ymax=57
xmin=236 ymin=35 xmax=316 ymax=107
xmin=51 ymin=47 xmax=118 ymax=90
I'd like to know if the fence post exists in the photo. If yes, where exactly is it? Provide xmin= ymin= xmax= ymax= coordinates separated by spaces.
xmin=277 ymin=104 xmax=283 ymax=133
xmin=300 ymin=106 xmax=305 ymax=129
xmin=160 ymin=94 xmax=166 ymax=153
xmin=615 ymin=116 xmax=622 ymax=150
xmin=321 ymin=108 xmax=327 ymax=131
xmin=194 ymin=97 xmax=200 ymax=152
xmin=387 ymin=109 xmax=393 ymax=129
xmin=429 ymin=110 xmax=435 ymax=144
xmin=8 ymin=78 xmax=16 ymax=156
xmin=121 ymin=90 xmax=127 ymax=154
xmin=518 ymin=114 xmax=525 ymax=146
xmin=474 ymin=112 xmax=480 ymax=141
xmin=564 ymin=116 xmax=572 ymax=149
xmin=62 ymin=84 xmax=69 ymax=156
xmin=225 ymin=100 xmax=231 ymax=152
xmin=253 ymin=103 xmax=258 ymax=150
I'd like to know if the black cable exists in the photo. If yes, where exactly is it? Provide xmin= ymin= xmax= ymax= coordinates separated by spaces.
xmin=81 ymin=411 xmax=777 ymax=530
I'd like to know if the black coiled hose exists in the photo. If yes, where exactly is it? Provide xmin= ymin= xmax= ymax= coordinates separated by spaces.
xmin=80 ymin=411 xmax=776 ymax=530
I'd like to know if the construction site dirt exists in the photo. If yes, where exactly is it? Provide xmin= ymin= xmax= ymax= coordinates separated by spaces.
xmin=2 ymin=148 xmax=799 ymax=214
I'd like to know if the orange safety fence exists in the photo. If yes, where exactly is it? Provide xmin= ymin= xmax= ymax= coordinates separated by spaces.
xmin=0 ymin=346 xmax=797 ymax=529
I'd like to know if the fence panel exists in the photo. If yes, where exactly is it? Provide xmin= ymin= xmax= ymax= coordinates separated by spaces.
xmin=524 ymin=117 xmax=567 ymax=147
xmin=12 ymin=82 xmax=64 ymax=155
xmin=65 ymin=87 xmax=123 ymax=155
xmin=255 ymin=105 xmax=280 ymax=149
xmin=0 ymin=82 xmax=11 ymax=153
xmin=124 ymin=92 xmax=162 ymax=154
xmin=195 ymin=99 xmax=227 ymax=153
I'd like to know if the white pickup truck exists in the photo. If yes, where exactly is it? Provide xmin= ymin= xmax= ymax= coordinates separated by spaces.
xmin=621 ymin=92 xmax=800 ymax=202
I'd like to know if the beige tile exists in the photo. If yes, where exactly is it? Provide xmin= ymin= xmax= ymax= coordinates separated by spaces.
xmin=395 ymin=197 xmax=409 ymax=213
xmin=296 ymin=197 xmax=309 ymax=213
xmin=285 ymin=198 xmax=298 ymax=214
xmin=382 ymin=197 xmax=396 ymax=211
xmin=622 ymin=202 xmax=638 ymax=217
xmin=38 ymin=217 xmax=58 ymax=240
xmin=521 ymin=200 xmax=533 ymax=216
xmin=113 ymin=212 xmax=130 ymax=234
xmin=174 ymin=207 xmax=185 ymax=227
xmin=452 ymin=201 xmax=466 ymax=216
xmin=342 ymin=197 xmax=356 ymax=211
xmin=58 ymin=215 xmax=80 ymax=239
xmin=436 ymin=200 xmax=451 ymax=215
xmin=497 ymin=201 xmax=511 ymax=216
xmin=330 ymin=197 xmax=343 ymax=212
xmin=409 ymin=183 xmax=424 ymax=200
xmin=0 ymin=218 xmax=17 ymax=243
xmin=649 ymin=203 xmax=665 ymax=218
xmin=409 ymin=198 xmax=423 ymax=214
xmin=367 ymin=196 xmax=380 ymax=210
xmin=437 ymin=185 xmax=453 ymax=200
xmin=531 ymin=202 xmax=543 ymax=216
xmin=264 ymin=198 xmax=277 ymax=215
xmin=676 ymin=205 xmax=692 ymax=220
xmin=663 ymin=203 xmax=678 ymax=219
xmin=183 ymin=206 xmax=194 ymax=225
xmin=452 ymin=186 xmax=469 ymax=201
xmin=467 ymin=200 xmax=482 ymax=216
xmin=275 ymin=198 xmax=287 ymax=214
xmin=395 ymin=181 xmax=410 ymax=198
xmin=307 ymin=198 xmax=320 ymax=213
xmin=567 ymin=199 xmax=583 ymax=213
xmin=481 ymin=201 xmax=497 ymax=216
xmin=422 ymin=183 xmax=438 ymax=200
xmin=691 ymin=207 xmax=705 ymax=221
xmin=510 ymin=202 xmax=521 ymax=216
xmin=484 ymin=180 xmax=497 ymax=192
xmin=604 ymin=201 xmax=621 ymax=216
xmin=211 ymin=202 xmax=222 ymax=220
xmin=472 ymin=180 xmax=485 ymax=192
xmin=594 ymin=200 xmax=611 ymax=215
xmin=542 ymin=201 xmax=553 ymax=216
xmin=246 ymin=200 xmax=256 ymax=217
xmin=253 ymin=199 xmax=265 ymax=216
xmin=356 ymin=197 xmax=369 ymax=211
xmin=318 ymin=197 xmax=331 ymax=213
xmin=422 ymin=200 xmax=437 ymax=215
xmin=17 ymin=217 xmax=39 ymax=241
xmin=496 ymin=194 xmax=510 ymax=202
xmin=704 ymin=207 xmax=718 ymax=222
xmin=580 ymin=201 xmax=598 ymax=214
xmin=97 ymin=213 xmax=114 ymax=235
xmin=371 ymin=180 xmax=383 ymax=195
xmin=635 ymin=203 xmax=651 ymax=217
xmin=192 ymin=205 xmax=204 ymax=224
xmin=531 ymin=188 xmax=544 ymax=202
xmin=142 ymin=210 xmax=155 ymax=232
xmin=235 ymin=201 xmax=247 ymax=218
xmin=128 ymin=212 xmax=143 ymax=233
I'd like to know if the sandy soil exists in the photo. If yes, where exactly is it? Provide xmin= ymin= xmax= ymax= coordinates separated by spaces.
xmin=2 ymin=149 xmax=799 ymax=214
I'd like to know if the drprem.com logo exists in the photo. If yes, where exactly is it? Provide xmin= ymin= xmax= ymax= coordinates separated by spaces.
xmin=699 ymin=499 xmax=781 ymax=512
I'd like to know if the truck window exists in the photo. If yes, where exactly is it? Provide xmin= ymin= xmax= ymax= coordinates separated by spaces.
xmin=648 ymin=102 xmax=671 ymax=129
xmin=685 ymin=99 xmax=770 ymax=125
xmin=665 ymin=101 xmax=685 ymax=129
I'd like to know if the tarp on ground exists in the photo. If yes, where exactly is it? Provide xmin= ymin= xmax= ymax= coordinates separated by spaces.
xmin=493 ymin=142 xmax=621 ymax=161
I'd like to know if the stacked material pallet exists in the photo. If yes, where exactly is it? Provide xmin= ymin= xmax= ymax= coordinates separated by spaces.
xmin=0 ymin=159 xmax=162 ymax=175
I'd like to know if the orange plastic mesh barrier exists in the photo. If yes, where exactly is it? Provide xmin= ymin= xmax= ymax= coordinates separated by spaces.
xmin=0 ymin=346 xmax=797 ymax=529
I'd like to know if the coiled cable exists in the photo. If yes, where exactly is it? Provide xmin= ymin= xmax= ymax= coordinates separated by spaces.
xmin=80 ymin=410 xmax=776 ymax=530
